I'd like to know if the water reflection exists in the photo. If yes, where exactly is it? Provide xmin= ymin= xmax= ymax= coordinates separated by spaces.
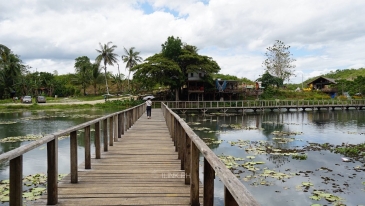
xmin=183 ymin=110 xmax=365 ymax=206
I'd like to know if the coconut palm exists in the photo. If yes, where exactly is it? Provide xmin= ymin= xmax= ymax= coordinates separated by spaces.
xmin=121 ymin=47 xmax=143 ymax=91
xmin=95 ymin=42 xmax=119 ymax=95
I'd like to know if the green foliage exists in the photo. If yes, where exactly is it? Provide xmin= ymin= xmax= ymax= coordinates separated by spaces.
xmin=257 ymin=71 xmax=283 ymax=88
xmin=74 ymin=56 xmax=93 ymax=95
xmin=95 ymin=99 xmax=143 ymax=109
xmin=132 ymin=53 xmax=183 ymax=90
xmin=161 ymin=36 xmax=182 ymax=62
xmin=213 ymin=73 xmax=239 ymax=80
xmin=334 ymin=143 xmax=365 ymax=157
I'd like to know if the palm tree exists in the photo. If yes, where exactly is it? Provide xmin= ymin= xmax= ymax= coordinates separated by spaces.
xmin=95 ymin=42 xmax=119 ymax=95
xmin=121 ymin=47 xmax=143 ymax=91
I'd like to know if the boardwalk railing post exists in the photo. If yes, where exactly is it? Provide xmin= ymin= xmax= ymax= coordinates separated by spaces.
xmin=85 ymin=126 xmax=91 ymax=169
xmin=184 ymin=133 xmax=191 ymax=185
xmin=122 ymin=112 xmax=125 ymax=135
xmin=70 ymin=131 xmax=78 ymax=183
xmin=118 ymin=113 xmax=122 ymax=138
xmin=95 ymin=121 xmax=101 ymax=159
xmin=114 ymin=115 xmax=118 ymax=142
xmin=204 ymin=158 xmax=214 ymax=206
xmin=190 ymin=142 xmax=200 ymax=206
xmin=47 ymin=138 xmax=58 ymax=205
xmin=224 ymin=186 xmax=239 ymax=206
xmin=103 ymin=119 xmax=108 ymax=151
xmin=180 ymin=123 xmax=185 ymax=170
xmin=10 ymin=155 xmax=22 ymax=206
xmin=109 ymin=117 xmax=113 ymax=146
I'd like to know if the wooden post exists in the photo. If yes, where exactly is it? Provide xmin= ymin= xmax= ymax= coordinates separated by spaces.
xmin=10 ymin=155 xmax=22 ymax=206
xmin=109 ymin=117 xmax=113 ymax=146
xmin=224 ymin=186 xmax=239 ymax=206
xmin=180 ymin=125 xmax=185 ymax=170
xmin=122 ymin=112 xmax=125 ymax=135
xmin=176 ymin=119 xmax=181 ymax=158
xmin=95 ymin=121 xmax=101 ymax=159
xmin=118 ymin=113 xmax=122 ymax=138
xmin=114 ymin=115 xmax=118 ymax=142
xmin=103 ymin=118 xmax=108 ymax=151
xmin=47 ymin=138 xmax=58 ymax=205
xmin=185 ymin=133 xmax=191 ymax=184
xmin=70 ymin=131 xmax=78 ymax=183
xmin=204 ymin=158 xmax=214 ymax=206
xmin=84 ymin=126 xmax=91 ymax=169
xmin=190 ymin=143 xmax=200 ymax=206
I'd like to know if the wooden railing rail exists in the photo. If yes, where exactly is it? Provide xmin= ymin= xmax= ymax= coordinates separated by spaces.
xmin=163 ymin=99 xmax=365 ymax=109
xmin=161 ymin=103 xmax=260 ymax=206
xmin=0 ymin=103 xmax=145 ymax=206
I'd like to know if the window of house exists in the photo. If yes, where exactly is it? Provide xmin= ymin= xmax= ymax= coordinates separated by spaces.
xmin=191 ymin=73 xmax=193 ymax=77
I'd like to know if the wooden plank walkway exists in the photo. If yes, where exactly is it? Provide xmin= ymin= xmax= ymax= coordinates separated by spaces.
xmin=34 ymin=109 xmax=201 ymax=205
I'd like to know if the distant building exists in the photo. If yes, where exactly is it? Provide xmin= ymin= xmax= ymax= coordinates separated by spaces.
xmin=307 ymin=76 xmax=337 ymax=93
xmin=183 ymin=72 xmax=263 ymax=101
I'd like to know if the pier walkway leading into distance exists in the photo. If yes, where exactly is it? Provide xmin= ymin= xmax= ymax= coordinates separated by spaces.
xmin=34 ymin=109 xmax=199 ymax=205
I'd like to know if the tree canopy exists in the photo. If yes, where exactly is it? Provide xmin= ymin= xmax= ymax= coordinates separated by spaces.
xmin=132 ymin=36 xmax=220 ymax=96
xmin=263 ymin=40 xmax=296 ymax=83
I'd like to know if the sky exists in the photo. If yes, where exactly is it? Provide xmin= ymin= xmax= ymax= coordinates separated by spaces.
xmin=1 ymin=0 xmax=364 ymax=84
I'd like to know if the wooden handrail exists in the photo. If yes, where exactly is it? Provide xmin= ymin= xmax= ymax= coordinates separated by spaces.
xmin=0 ymin=103 xmax=146 ymax=205
xmin=161 ymin=103 xmax=260 ymax=206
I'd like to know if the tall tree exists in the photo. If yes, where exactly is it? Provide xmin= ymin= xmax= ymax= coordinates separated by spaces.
xmin=74 ymin=56 xmax=92 ymax=95
xmin=90 ymin=62 xmax=103 ymax=95
xmin=95 ymin=42 xmax=119 ymax=95
xmin=262 ymin=40 xmax=296 ymax=83
xmin=132 ymin=36 xmax=221 ymax=100
xmin=121 ymin=47 xmax=143 ymax=91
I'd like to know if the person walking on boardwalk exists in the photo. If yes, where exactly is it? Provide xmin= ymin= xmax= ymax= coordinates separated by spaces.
xmin=146 ymin=98 xmax=152 ymax=119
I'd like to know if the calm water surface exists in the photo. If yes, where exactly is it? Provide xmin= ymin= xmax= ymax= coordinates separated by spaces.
xmin=0 ymin=109 xmax=118 ymax=180
xmin=182 ymin=109 xmax=365 ymax=206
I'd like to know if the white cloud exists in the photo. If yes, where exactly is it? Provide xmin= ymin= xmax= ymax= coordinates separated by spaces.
xmin=1 ymin=0 xmax=365 ymax=83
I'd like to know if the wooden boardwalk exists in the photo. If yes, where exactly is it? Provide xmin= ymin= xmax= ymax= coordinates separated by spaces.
xmin=35 ymin=109 xmax=201 ymax=205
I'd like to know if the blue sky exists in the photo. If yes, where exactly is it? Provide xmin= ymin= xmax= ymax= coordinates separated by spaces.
xmin=1 ymin=0 xmax=364 ymax=83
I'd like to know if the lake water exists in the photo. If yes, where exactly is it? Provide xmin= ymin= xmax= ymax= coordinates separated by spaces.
xmin=182 ymin=109 xmax=365 ymax=206
xmin=1 ymin=108 xmax=365 ymax=205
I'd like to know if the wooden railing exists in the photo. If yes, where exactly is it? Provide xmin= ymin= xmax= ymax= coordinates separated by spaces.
xmin=161 ymin=103 xmax=260 ymax=206
xmin=164 ymin=99 xmax=365 ymax=109
xmin=0 ymin=103 xmax=145 ymax=206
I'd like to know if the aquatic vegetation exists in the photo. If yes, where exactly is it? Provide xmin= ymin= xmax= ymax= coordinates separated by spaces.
xmin=0 ymin=121 xmax=17 ymax=125
xmin=0 ymin=173 xmax=66 ymax=203
xmin=0 ymin=134 xmax=43 ymax=143
xmin=292 ymin=153 xmax=308 ymax=160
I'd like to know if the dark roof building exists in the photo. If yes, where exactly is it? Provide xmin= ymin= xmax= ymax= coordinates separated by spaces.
xmin=307 ymin=76 xmax=337 ymax=93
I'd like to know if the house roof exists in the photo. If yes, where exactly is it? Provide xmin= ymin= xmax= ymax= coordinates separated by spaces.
xmin=307 ymin=76 xmax=337 ymax=85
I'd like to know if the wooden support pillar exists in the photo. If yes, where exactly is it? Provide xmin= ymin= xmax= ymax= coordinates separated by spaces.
xmin=224 ymin=186 xmax=239 ymax=206
xmin=204 ymin=158 xmax=214 ymax=206
xmin=190 ymin=143 xmax=200 ymax=206
xmin=70 ymin=131 xmax=78 ymax=183
xmin=103 ymin=119 xmax=108 ymax=152
xmin=109 ymin=117 xmax=113 ymax=146
xmin=118 ymin=113 xmax=122 ymax=138
xmin=95 ymin=121 xmax=101 ymax=159
xmin=10 ymin=155 xmax=23 ymax=206
xmin=122 ymin=112 xmax=125 ymax=135
xmin=184 ymin=134 xmax=191 ymax=185
xmin=114 ymin=115 xmax=118 ymax=142
xmin=47 ymin=138 xmax=58 ymax=205
xmin=84 ymin=126 xmax=91 ymax=169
